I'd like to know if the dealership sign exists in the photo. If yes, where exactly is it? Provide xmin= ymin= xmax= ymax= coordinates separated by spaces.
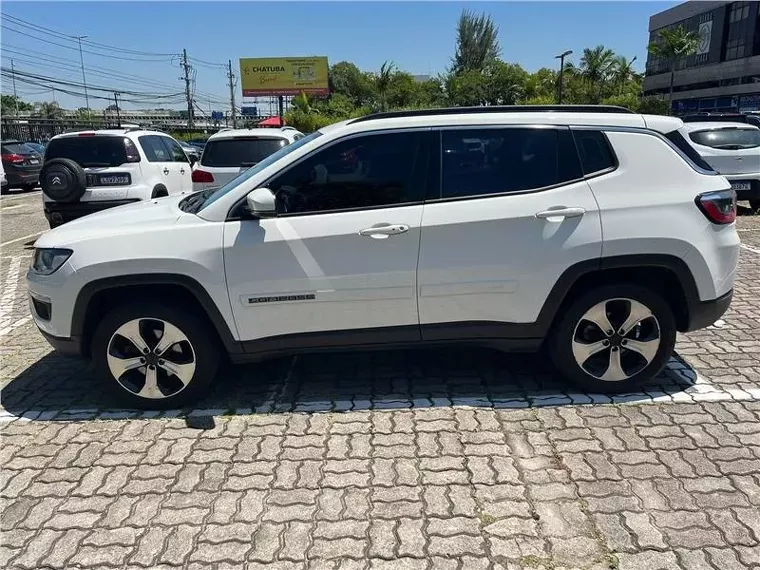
xmin=239 ymin=57 xmax=329 ymax=97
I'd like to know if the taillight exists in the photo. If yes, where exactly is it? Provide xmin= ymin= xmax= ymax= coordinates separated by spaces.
xmin=124 ymin=138 xmax=140 ymax=163
xmin=2 ymin=153 xmax=25 ymax=164
xmin=696 ymin=189 xmax=736 ymax=224
xmin=192 ymin=169 xmax=214 ymax=183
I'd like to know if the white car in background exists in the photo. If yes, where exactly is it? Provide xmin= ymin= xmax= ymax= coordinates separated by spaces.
xmin=684 ymin=121 xmax=760 ymax=212
xmin=191 ymin=127 xmax=304 ymax=192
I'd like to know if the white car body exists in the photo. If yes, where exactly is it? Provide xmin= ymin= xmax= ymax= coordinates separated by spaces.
xmin=682 ymin=121 xmax=760 ymax=205
xmin=27 ymin=106 xmax=740 ymax=406
xmin=0 ymin=159 xmax=7 ymax=190
xmin=191 ymin=127 xmax=304 ymax=193
xmin=42 ymin=129 xmax=192 ymax=227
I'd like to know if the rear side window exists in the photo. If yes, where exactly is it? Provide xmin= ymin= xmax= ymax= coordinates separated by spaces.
xmin=138 ymin=135 xmax=171 ymax=162
xmin=160 ymin=137 xmax=190 ymax=162
xmin=45 ymin=136 xmax=128 ymax=167
xmin=572 ymin=130 xmax=616 ymax=175
xmin=663 ymin=130 xmax=716 ymax=172
xmin=440 ymin=128 xmax=582 ymax=199
xmin=201 ymin=138 xmax=288 ymax=168
xmin=689 ymin=128 xmax=760 ymax=150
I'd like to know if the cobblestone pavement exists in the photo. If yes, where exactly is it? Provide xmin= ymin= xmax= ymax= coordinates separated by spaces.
xmin=1 ymin=197 xmax=760 ymax=569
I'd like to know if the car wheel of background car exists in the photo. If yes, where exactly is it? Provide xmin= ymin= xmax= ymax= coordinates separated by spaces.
xmin=40 ymin=158 xmax=86 ymax=203
xmin=151 ymin=184 xmax=168 ymax=199
xmin=549 ymin=284 xmax=676 ymax=394
xmin=22 ymin=183 xmax=36 ymax=192
xmin=91 ymin=302 xmax=219 ymax=409
xmin=750 ymin=200 xmax=760 ymax=214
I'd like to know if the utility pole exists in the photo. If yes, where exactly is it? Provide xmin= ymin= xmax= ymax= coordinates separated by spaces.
xmin=555 ymin=49 xmax=573 ymax=105
xmin=181 ymin=49 xmax=193 ymax=129
xmin=73 ymin=35 xmax=90 ymax=116
xmin=10 ymin=59 xmax=19 ymax=116
xmin=113 ymin=92 xmax=121 ymax=128
xmin=227 ymin=59 xmax=237 ymax=128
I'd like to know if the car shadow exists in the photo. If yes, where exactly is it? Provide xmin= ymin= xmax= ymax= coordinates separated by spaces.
xmin=1 ymin=346 xmax=700 ymax=420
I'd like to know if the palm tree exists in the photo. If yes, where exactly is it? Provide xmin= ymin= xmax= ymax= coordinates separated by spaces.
xmin=648 ymin=25 xmax=700 ymax=114
xmin=577 ymin=46 xmax=616 ymax=103
xmin=292 ymin=92 xmax=315 ymax=114
xmin=612 ymin=55 xmax=638 ymax=94
xmin=375 ymin=61 xmax=395 ymax=111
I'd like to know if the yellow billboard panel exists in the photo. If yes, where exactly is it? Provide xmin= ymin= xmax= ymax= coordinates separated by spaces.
xmin=240 ymin=57 xmax=329 ymax=97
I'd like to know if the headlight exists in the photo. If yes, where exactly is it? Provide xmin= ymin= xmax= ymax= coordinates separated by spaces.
xmin=31 ymin=248 xmax=72 ymax=275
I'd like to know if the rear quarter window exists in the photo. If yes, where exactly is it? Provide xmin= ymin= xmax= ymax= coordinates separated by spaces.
xmin=663 ymin=130 xmax=716 ymax=172
xmin=201 ymin=137 xmax=288 ymax=168
xmin=572 ymin=130 xmax=617 ymax=175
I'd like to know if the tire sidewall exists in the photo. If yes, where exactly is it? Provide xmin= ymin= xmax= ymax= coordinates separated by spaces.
xmin=41 ymin=158 xmax=86 ymax=203
xmin=91 ymin=302 xmax=219 ymax=409
xmin=550 ymin=284 xmax=677 ymax=394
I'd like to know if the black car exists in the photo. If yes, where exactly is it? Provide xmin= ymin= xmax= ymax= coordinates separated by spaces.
xmin=1 ymin=140 xmax=42 ymax=191
xmin=682 ymin=113 xmax=760 ymax=128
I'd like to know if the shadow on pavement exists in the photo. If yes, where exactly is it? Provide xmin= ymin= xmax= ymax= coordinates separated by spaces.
xmin=1 ymin=346 xmax=699 ymax=420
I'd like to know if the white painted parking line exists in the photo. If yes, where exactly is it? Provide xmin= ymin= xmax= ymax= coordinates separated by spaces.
xmin=0 ymin=256 xmax=22 ymax=320
xmin=740 ymin=243 xmax=760 ymax=255
xmin=0 ymin=231 xmax=43 ymax=247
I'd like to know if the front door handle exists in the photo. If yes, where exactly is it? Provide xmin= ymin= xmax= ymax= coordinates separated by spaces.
xmin=535 ymin=207 xmax=585 ymax=220
xmin=163 ymin=168 xmax=170 ymax=175
xmin=359 ymin=223 xmax=410 ymax=239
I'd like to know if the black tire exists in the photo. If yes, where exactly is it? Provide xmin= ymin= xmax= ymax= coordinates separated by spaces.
xmin=91 ymin=301 xmax=219 ymax=409
xmin=151 ymin=184 xmax=168 ymax=199
xmin=549 ymin=284 xmax=676 ymax=394
xmin=750 ymin=200 xmax=760 ymax=214
xmin=22 ymin=183 xmax=36 ymax=192
xmin=40 ymin=158 xmax=86 ymax=203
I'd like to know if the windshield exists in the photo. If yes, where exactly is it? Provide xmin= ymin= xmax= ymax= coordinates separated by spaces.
xmin=689 ymin=128 xmax=760 ymax=150
xmin=201 ymin=137 xmax=288 ymax=167
xmin=180 ymin=131 xmax=322 ymax=214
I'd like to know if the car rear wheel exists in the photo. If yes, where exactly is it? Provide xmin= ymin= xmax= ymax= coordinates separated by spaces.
xmin=750 ymin=199 xmax=760 ymax=214
xmin=549 ymin=285 xmax=676 ymax=394
xmin=92 ymin=302 xmax=219 ymax=409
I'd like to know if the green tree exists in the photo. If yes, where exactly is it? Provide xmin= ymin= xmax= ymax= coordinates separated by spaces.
xmin=648 ymin=25 xmax=700 ymax=114
xmin=34 ymin=101 xmax=64 ymax=119
xmin=445 ymin=70 xmax=489 ymax=107
xmin=1 ymin=94 xmax=34 ymax=116
xmin=611 ymin=56 xmax=639 ymax=95
xmin=374 ymin=61 xmax=395 ymax=111
xmin=486 ymin=61 xmax=528 ymax=105
xmin=573 ymin=45 xmax=616 ymax=103
xmin=451 ymin=9 xmax=500 ymax=74
xmin=638 ymin=96 xmax=670 ymax=115
xmin=329 ymin=61 xmax=374 ymax=106
xmin=523 ymin=68 xmax=557 ymax=101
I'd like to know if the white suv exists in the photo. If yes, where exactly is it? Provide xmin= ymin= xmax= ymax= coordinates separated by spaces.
xmin=682 ymin=121 xmax=760 ymax=212
xmin=27 ymin=106 xmax=740 ymax=408
xmin=191 ymin=127 xmax=304 ymax=193
xmin=41 ymin=128 xmax=192 ymax=228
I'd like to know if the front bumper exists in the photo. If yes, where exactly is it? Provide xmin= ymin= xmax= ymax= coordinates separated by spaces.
xmin=685 ymin=289 xmax=733 ymax=332
xmin=38 ymin=329 xmax=84 ymax=357
xmin=44 ymin=199 xmax=140 ymax=225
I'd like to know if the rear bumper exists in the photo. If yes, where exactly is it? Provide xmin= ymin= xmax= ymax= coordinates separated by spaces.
xmin=685 ymin=289 xmax=733 ymax=332
xmin=5 ymin=170 xmax=40 ymax=186
xmin=44 ymin=199 xmax=140 ymax=224
xmin=722 ymin=174 xmax=760 ymax=201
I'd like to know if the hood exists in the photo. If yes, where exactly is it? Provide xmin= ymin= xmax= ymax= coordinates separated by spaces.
xmin=36 ymin=194 xmax=185 ymax=248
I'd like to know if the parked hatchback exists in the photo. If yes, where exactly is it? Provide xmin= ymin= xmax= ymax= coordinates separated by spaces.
xmin=684 ymin=122 xmax=760 ymax=211
xmin=191 ymin=127 xmax=304 ymax=192
xmin=1 ymin=140 xmax=42 ymax=191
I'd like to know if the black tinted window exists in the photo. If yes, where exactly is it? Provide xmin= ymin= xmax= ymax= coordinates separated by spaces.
xmin=573 ymin=130 xmax=616 ymax=175
xmin=201 ymin=138 xmax=288 ymax=168
xmin=160 ymin=137 xmax=190 ymax=162
xmin=689 ymin=128 xmax=760 ymax=150
xmin=268 ymin=131 xmax=423 ymax=214
xmin=441 ymin=128 xmax=581 ymax=199
xmin=663 ymin=130 xmax=716 ymax=172
xmin=45 ymin=136 xmax=128 ymax=167
xmin=138 ymin=135 xmax=171 ymax=162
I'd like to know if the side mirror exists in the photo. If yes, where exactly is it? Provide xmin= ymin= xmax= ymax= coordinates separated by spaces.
xmin=246 ymin=187 xmax=276 ymax=217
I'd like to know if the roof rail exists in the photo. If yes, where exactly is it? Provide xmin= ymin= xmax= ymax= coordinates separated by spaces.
xmin=123 ymin=127 xmax=143 ymax=133
xmin=350 ymin=105 xmax=635 ymax=124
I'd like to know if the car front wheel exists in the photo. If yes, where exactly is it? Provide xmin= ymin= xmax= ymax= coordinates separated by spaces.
xmin=549 ymin=285 xmax=676 ymax=394
xmin=92 ymin=302 xmax=219 ymax=409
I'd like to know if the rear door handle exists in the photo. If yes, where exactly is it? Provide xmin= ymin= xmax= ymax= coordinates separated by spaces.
xmin=163 ymin=168 xmax=170 ymax=175
xmin=359 ymin=223 xmax=410 ymax=239
xmin=180 ymin=168 xmax=186 ymax=175
xmin=535 ymin=207 xmax=585 ymax=220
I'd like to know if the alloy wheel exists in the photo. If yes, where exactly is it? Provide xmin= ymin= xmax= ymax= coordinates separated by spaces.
xmin=106 ymin=318 xmax=196 ymax=399
xmin=571 ymin=298 xmax=661 ymax=382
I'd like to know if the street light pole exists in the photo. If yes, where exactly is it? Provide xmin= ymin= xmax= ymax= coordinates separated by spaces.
xmin=555 ymin=49 xmax=573 ymax=104
xmin=74 ymin=35 xmax=90 ymax=117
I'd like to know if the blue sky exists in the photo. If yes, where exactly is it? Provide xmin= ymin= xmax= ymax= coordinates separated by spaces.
xmin=2 ymin=1 xmax=678 ymax=111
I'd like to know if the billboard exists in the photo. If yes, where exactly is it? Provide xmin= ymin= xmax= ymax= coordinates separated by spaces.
xmin=239 ymin=57 xmax=329 ymax=97
xmin=240 ymin=106 xmax=259 ymax=117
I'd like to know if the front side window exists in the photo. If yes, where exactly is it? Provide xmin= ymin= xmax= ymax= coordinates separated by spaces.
xmin=139 ymin=135 xmax=170 ymax=162
xmin=689 ymin=128 xmax=760 ymax=149
xmin=440 ymin=128 xmax=582 ymax=199
xmin=267 ymin=131 xmax=424 ymax=215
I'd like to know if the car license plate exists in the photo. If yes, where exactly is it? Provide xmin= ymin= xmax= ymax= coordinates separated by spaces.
xmin=730 ymin=181 xmax=751 ymax=191
xmin=99 ymin=174 xmax=130 ymax=186
xmin=28 ymin=158 xmax=39 ymax=164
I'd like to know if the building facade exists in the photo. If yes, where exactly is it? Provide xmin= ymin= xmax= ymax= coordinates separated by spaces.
xmin=643 ymin=0 xmax=760 ymax=114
